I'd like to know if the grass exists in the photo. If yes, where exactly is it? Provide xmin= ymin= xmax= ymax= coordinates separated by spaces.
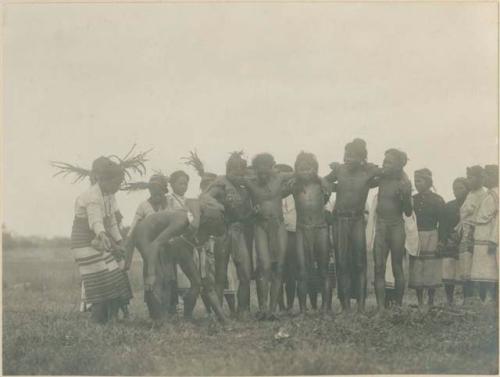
xmin=3 ymin=246 xmax=498 ymax=375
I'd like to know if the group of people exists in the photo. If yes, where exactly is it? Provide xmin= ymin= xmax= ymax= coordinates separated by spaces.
xmin=54 ymin=139 xmax=499 ymax=325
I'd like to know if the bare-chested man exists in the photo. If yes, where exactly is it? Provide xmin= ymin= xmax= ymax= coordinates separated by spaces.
xmin=128 ymin=197 xmax=228 ymax=324
xmin=292 ymin=152 xmax=332 ymax=314
xmin=201 ymin=152 xmax=254 ymax=318
xmin=243 ymin=153 xmax=293 ymax=320
xmin=373 ymin=149 xmax=413 ymax=311
xmin=326 ymin=139 xmax=381 ymax=313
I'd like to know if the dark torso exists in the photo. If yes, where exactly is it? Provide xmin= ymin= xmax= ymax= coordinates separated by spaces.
xmin=334 ymin=164 xmax=378 ymax=214
xmin=293 ymin=179 xmax=329 ymax=227
xmin=376 ymin=174 xmax=408 ymax=221
xmin=413 ymin=191 xmax=445 ymax=231
xmin=213 ymin=176 xmax=253 ymax=224
xmin=248 ymin=174 xmax=286 ymax=223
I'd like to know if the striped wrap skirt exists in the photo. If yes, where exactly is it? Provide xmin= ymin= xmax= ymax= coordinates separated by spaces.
xmin=73 ymin=246 xmax=133 ymax=305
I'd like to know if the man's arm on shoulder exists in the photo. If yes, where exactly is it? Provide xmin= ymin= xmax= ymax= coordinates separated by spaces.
xmin=324 ymin=162 xmax=341 ymax=183
xmin=366 ymin=164 xmax=383 ymax=188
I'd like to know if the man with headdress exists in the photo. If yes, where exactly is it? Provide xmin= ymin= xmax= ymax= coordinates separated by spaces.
xmin=456 ymin=165 xmax=487 ymax=303
xmin=240 ymin=153 xmax=295 ymax=320
xmin=409 ymin=168 xmax=445 ymax=307
xmin=201 ymin=151 xmax=254 ymax=319
xmin=372 ymin=148 xmax=413 ymax=311
xmin=438 ymin=177 xmax=470 ymax=305
xmin=52 ymin=148 xmax=150 ymax=324
xmin=470 ymin=164 xmax=498 ymax=303
xmin=325 ymin=138 xmax=382 ymax=313
xmin=130 ymin=196 xmax=229 ymax=324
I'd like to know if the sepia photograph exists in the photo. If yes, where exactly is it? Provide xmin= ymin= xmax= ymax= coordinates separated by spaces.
xmin=2 ymin=0 xmax=498 ymax=375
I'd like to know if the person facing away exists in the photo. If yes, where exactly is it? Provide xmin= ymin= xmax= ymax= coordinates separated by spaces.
xmin=290 ymin=152 xmax=332 ymax=315
xmin=409 ymin=168 xmax=445 ymax=307
xmin=326 ymin=138 xmax=382 ymax=313
xmin=438 ymin=177 xmax=470 ymax=305
xmin=457 ymin=165 xmax=487 ymax=304
xmin=71 ymin=156 xmax=133 ymax=324
xmin=373 ymin=148 xmax=413 ymax=312
xmin=242 ymin=153 xmax=294 ymax=320
xmin=470 ymin=164 xmax=499 ymax=303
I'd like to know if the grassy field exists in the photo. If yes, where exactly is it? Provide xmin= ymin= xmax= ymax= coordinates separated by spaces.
xmin=3 ymin=246 xmax=498 ymax=375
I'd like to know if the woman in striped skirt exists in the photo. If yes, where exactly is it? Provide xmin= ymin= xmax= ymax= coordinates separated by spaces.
xmin=409 ymin=169 xmax=445 ymax=307
xmin=70 ymin=157 xmax=133 ymax=324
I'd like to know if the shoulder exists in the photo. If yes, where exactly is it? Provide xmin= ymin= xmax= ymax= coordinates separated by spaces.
xmin=364 ymin=163 xmax=380 ymax=174
xmin=446 ymin=199 xmax=457 ymax=208
xmin=430 ymin=192 xmax=445 ymax=204
xmin=79 ymin=184 xmax=102 ymax=204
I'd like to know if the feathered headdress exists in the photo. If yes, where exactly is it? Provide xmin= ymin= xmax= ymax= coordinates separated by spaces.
xmin=121 ymin=170 xmax=169 ymax=193
xmin=182 ymin=150 xmax=205 ymax=177
xmin=50 ymin=144 xmax=151 ymax=184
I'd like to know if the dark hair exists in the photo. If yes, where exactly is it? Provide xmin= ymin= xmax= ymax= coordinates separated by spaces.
xmin=275 ymin=163 xmax=293 ymax=173
xmin=226 ymin=151 xmax=247 ymax=174
xmin=453 ymin=177 xmax=469 ymax=191
xmin=169 ymin=170 xmax=189 ymax=184
xmin=294 ymin=152 xmax=319 ymax=173
xmin=414 ymin=168 xmax=433 ymax=187
xmin=91 ymin=156 xmax=124 ymax=182
xmin=484 ymin=165 xmax=499 ymax=185
xmin=252 ymin=153 xmax=275 ymax=170
xmin=385 ymin=148 xmax=408 ymax=168
xmin=466 ymin=165 xmax=484 ymax=178
xmin=345 ymin=138 xmax=367 ymax=161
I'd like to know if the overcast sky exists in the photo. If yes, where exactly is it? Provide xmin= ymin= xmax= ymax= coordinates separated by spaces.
xmin=3 ymin=2 xmax=498 ymax=237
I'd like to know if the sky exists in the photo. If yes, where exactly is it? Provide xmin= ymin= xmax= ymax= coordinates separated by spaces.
xmin=3 ymin=2 xmax=498 ymax=237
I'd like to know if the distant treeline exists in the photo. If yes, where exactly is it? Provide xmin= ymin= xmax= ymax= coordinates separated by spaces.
xmin=2 ymin=224 xmax=70 ymax=250
xmin=2 ymin=224 xmax=131 ymax=250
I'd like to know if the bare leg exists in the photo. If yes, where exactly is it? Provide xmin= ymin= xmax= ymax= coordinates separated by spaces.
xmin=352 ymin=218 xmax=367 ymax=312
xmin=416 ymin=289 xmax=424 ymax=307
xmin=373 ymin=222 xmax=389 ymax=311
xmin=285 ymin=232 xmax=297 ymax=311
xmin=255 ymin=224 xmax=271 ymax=317
xmin=91 ymin=302 xmax=109 ymax=324
xmin=316 ymin=227 xmax=332 ymax=312
xmin=278 ymin=285 xmax=286 ymax=311
xmin=233 ymin=229 xmax=252 ymax=314
xmin=295 ymin=228 xmax=308 ymax=313
xmin=428 ymin=288 xmax=435 ymax=306
xmin=389 ymin=220 xmax=405 ymax=306
xmin=177 ymin=252 xmax=201 ymax=319
xmin=445 ymin=284 xmax=455 ymax=305
xmin=224 ymin=293 xmax=236 ymax=314
xmin=334 ymin=219 xmax=352 ymax=312
xmin=269 ymin=225 xmax=288 ymax=315
xmin=479 ymin=283 xmax=487 ymax=302
xmin=214 ymin=238 xmax=229 ymax=305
